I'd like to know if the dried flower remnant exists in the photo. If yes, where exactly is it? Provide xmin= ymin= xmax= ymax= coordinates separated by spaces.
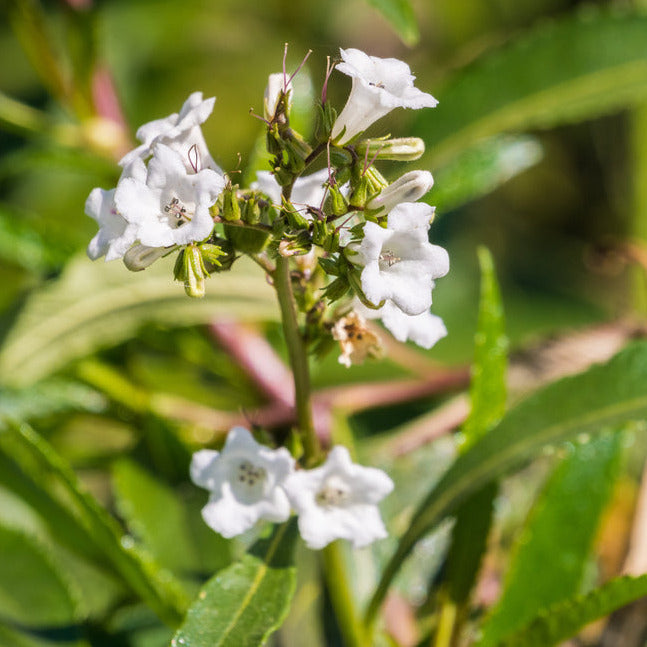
xmin=332 ymin=310 xmax=382 ymax=367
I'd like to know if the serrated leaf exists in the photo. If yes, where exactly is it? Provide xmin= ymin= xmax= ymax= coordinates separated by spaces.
xmin=112 ymin=459 xmax=231 ymax=576
xmin=432 ymin=136 xmax=542 ymax=213
xmin=478 ymin=433 xmax=623 ymax=647
xmin=171 ymin=521 xmax=297 ymax=647
xmin=0 ymin=422 xmax=189 ymax=627
xmin=0 ymin=524 xmax=79 ymax=627
xmin=365 ymin=0 xmax=419 ymax=46
xmin=0 ymin=254 xmax=277 ymax=387
xmin=493 ymin=574 xmax=647 ymax=647
xmin=421 ymin=11 xmax=647 ymax=166
xmin=366 ymin=341 xmax=647 ymax=623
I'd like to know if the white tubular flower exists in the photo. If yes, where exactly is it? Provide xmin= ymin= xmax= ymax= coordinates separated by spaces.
xmin=351 ymin=202 xmax=449 ymax=316
xmin=354 ymin=298 xmax=447 ymax=349
xmin=190 ymin=427 xmax=295 ymax=538
xmin=331 ymin=48 xmax=438 ymax=145
xmin=284 ymin=446 xmax=393 ymax=550
xmin=119 ymin=92 xmax=218 ymax=172
xmin=115 ymin=144 xmax=225 ymax=248
xmin=85 ymin=160 xmax=147 ymax=261
xmin=254 ymin=168 xmax=330 ymax=210
xmin=264 ymin=73 xmax=293 ymax=121
xmin=366 ymin=170 xmax=434 ymax=215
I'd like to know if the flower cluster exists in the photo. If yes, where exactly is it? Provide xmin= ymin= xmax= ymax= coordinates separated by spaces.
xmin=191 ymin=427 xmax=393 ymax=549
xmin=84 ymin=46 xmax=449 ymax=552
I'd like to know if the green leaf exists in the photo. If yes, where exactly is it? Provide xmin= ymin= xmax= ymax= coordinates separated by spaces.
xmin=366 ymin=341 xmax=647 ymax=624
xmin=493 ymin=574 xmax=647 ymax=647
xmin=462 ymin=247 xmax=508 ymax=448
xmin=171 ymin=521 xmax=298 ymax=647
xmin=0 ymin=254 xmax=278 ymax=387
xmin=112 ymin=459 xmax=231 ymax=576
xmin=0 ymin=423 xmax=189 ymax=627
xmin=420 ymin=11 xmax=647 ymax=166
xmin=365 ymin=0 xmax=419 ymax=46
xmin=0 ymin=379 xmax=105 ymax=422
xmin=0 ymin=524 xmax=78 ymax=627
xmin=478 ymin=432 xmax=623 ymax=647
xmin=0 ymin=623 xmax=88 ymax=647
xmin=432 ymin=136 xmax=542 ymax=213
xmin=443 ymin=248 xmax=507 ymax=606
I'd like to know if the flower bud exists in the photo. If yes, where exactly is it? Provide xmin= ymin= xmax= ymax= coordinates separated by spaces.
xmin=366 ymin=170 xmax=434 ymax=216
xmin=183 ymin=244 xmax=207 ymax=298
xmin=221 ymin=186 xmax=242 ymax=222
xmin=355 ymin=137 xmax=425 ymax=162
xmin=123 ymin=244 xmax=172 ymax=271
xmin=264 ymin=73 xmax=293 ymax=122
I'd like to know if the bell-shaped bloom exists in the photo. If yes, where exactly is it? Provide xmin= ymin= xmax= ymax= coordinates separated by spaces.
xmin=354 ymin=298 xmax=447 ymax=349
xmin=284 ymin=446 xmax=393 ymax=550
xmin=119 ymin=92 xmax=218 ymax=172
xmin=85 ymin=161 xmax=147 ymax=261
xmin=331 ymin=48 xmax=438 ymax=145
xmin=254 ymin=168 xmax=330 ymax=211
xmin=366 ymin=170 xmax=433 ymax=215
xmin=114 ymin=144 xmax=225 ymax=248
xmin=349 ymin=202 xmax=449 ymax=316
xmin=190 ymin=427 xmax=295 ymax=538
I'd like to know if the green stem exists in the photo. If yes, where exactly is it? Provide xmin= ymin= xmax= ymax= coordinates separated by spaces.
xmin=272 ymin=255 xmax=320 ymax=465
xmin=631 ymin=103 xmax=647 ymax=315
xmin=322 ymin=542 xmax=367 ymax=647
xmin=433 ymin=598 xmax=458 ymax=647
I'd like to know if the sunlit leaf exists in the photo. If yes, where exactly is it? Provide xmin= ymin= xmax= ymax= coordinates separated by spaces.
xmin=478 ymin=433 xmax=623 ymax=646
xmin=492 ymin=574 xmax=647 ymax=647
xmin=171 ymin=521 xmax=297 ymax=647
xmin=421 ymin=11 xmax=647 ymax=166
xmin=365 ymin=0 xmax=419 ymax=46
xmin=366 ymin=341 xmax=647 ymax=624
xmin=0 ymin=254 xmax=278 ymax=387
xmin=0 ymin=422 xmax=189 ymax=627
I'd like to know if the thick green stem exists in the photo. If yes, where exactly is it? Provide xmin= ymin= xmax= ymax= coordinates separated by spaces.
xmin=631 ymin=104 xmax=647 ymax=315
xmin=273 ymin=255 xmax=320 ymax=465
xmin=322 ymin=542 xmax=367 ymax=647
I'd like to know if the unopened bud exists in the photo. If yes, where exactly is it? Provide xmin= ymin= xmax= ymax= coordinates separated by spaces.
xmin=264 ymin=73 xmax=293 ymax=122
xmin=355 ymin=137 xmax=425 ymax=162
xmin=366 ymin=170 xmax=434 ymax=215
xmin=123 ymin=244 xmax=172 ymax=271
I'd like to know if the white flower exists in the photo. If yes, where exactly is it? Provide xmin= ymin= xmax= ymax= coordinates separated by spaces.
xmin=264 ymin=73 xmax=293 ymax=121
xmin=350 ymin=202 xmax=449 ymax=316
xmin=331 ymin=48 xmax=438 ymax=145
xmin=284 ymin=446 xmax=393 ymax=549
xmin=85 ymin=161 xmax=146 ymax=261
xmin=254 ymin=168 xmax=330 ymax=211
xmin=190 ymin=427 xmax=295 ymax=538
xmin=366 ymin=170 xmax=433 ymax=215
xmin=354 ymin=298 xmax=447 ymax=349
xmin=115 ymin=144 xmax=225 ymax=248
xmin=119 ymin=92 xmax=218 ymax=172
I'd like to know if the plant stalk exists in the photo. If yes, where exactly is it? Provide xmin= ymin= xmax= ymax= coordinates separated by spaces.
xmin=322 ymin=542 xmax=368 ymax=647
xmin=272 ymin=254 xmax=320 ymax=465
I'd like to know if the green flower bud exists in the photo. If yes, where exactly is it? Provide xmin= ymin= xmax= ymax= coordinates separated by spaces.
xmin=182 ymin=244 xmax=207 ymax=298
xmin=355 ymin=137 xmax=425 ymax=162
xmin=221 ymin=186 xmax=241 ymax=222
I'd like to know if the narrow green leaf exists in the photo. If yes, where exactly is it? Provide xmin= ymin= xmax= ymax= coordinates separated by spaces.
xmin=478 ymin=433 xmax=623 ymax=647
xmin=0 ymin=423 xmax=189 ymax=627
xmin=0 ymin=622 xmax=88 ymax=647
xmin=494 ymin=574 xmax=647 ymax=647
xmin=112 ymin=459 xmax=231 ymax=576
xmin=432 ymin=136 xmax=542 ymax=213
xmin=0 ymin=524 xmax=78 ymax=627
xmin=365 ymin=0 xmax=419 ymax=46
xmin=366 ymin=341 xmax=647 ymax=624
xmin=443 ymin=248 xmax=507 ymax=606
xmin=420 ymin=11 xmax=647 ymax=166
xmin=171 ymin=521 xmax=298 ymax=647
xmin=0 ymin=255 xmax=278 ymax=387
